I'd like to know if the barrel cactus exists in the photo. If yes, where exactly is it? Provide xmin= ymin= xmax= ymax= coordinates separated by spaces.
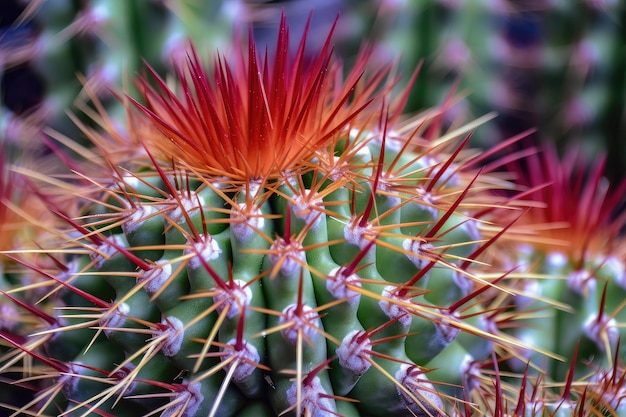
xmin=1 ymin=11 xmax=625 ymax=417
xmin=490 ymin=144 xmax=626 ymax=415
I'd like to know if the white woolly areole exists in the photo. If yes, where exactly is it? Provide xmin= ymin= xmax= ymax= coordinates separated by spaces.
xmin=567 ymin=269 xmax=596 ymax=294
xmin=137 ymin=261 xmax=173 ymax=296
xmin=221 ymin=339 xmax=260 ymax=382
xmin=326 ymin=267 xmax=361 ymax=304
xmin=414 ymin=187 xmax=439 ymax=220
xmin=0 ymin=303 xmax=19 ymax=331
xmin=160 ymin=381 xmax=203 ymax=417
xmin=87 ymin=2 xmax=111 ymax=24
xmin=395 ymin=364 xmax=443 ymax=414
xmin=268 ymin=238 xmax=306 ymax=277
xmin=418 ymin=155 xmax=439 ymax=171
xmin=583 ymin=313 xmax=618 ymax=351
xmin=516 ymin=279 xmax=541 ymax=310
xmin=460 ymin=354 xmax=481 ymax=392
xmin=185 ymin=234 xmax=222 ymax=270
xmin=280 ymin=304 xmax=320 ymax=345
xmin=165 ymin=192 xmax=203 ymax=224
xmin=60 ymin=363 xmax=81 ymax=398
xmin=590 ymin=369 xmax=626 ymax=409
xmin=462 ymin=218 xmax=482 ymax=242
xmin=368 ymin=128 xmax=404 ymax=151
xmin=378 ymin=286 xmax=412 ymax=328
xmin=245 ymin=179 xmax=263 ymax=198
xmin=158 ymin=316 xmax=184 ymax=357
xmin=451 ymin=270 xmax=473 ymax=297
xmin=213 ymin=280 xmax=252 ymax=319
xmin=100 ymin=303 xmax=130 ymax=338
xmin=326 ymin=156 xmax=346 ymax=182
xmin=436 ymin=314 xmax=460 ymax=344
xmin=376 ymin=172 xmax=402 ymax=207
xmin=290 ymin=190 xmax=323 ymax=229
xmin=231 ymin=203 xmax=265 ymax=243
xmin=383 ymin=192 xmax=402 ymax=209
xmin=480 ymin=314 xmax=499 ymax=337
xmin=122 ymin=204 xmax=157 ymax=234
xmin=403 ymin=238 xmax=435 ymax=269
xmin=344 ymin=219 xmax=374 ymax=250
xmin=122 ymin=173 xmax=140 ymax=190
xmin=57 ymin=259 xmax=80 ymax=283
xmin=604 ymin=255 xmax=626 ymax=290
xmin=89 ymin=235 xmax=125 ymax=270
xmin=110 ymin=363 xmax=138 ymax=394
xmin=546 ymin=251 xmax=568 ymax=269
xmin=336 ymin=330 xmax=372 ymax=375
xmin=286 ymin=376 xmax=334 ymax=417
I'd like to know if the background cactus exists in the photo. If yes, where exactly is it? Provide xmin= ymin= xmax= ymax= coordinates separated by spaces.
xmin=355 ymin=0 xmax=626 ymax=179
xmin=488 ymin=144 xmax=626 ymax=414
xmin=1 ymin=0 xmax=239 ymax=150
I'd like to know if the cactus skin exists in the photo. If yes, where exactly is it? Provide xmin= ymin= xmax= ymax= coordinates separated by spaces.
xmin=1 ymin=11 xmax=626 ymax=417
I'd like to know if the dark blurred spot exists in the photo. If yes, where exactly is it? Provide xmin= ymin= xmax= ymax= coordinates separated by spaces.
xmin=502 ymin=13 xmax=543 ymax=49
xmin=0 ymin=0 xmax=45 ymax=114
xmin=0 ymin=0 xmax=25 ymax=28
xmin=1 ymin=64 xmax=46 ymax=114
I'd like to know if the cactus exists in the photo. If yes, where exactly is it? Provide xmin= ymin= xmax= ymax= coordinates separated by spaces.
xmin=1 ymin=9 xmax=626 ymax=417
xmin=489 ymin=144 xmax=626 ymax=414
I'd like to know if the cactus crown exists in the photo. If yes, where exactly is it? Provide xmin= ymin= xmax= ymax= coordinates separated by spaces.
xmin=129 ymin=14 xmax=395 ymax=182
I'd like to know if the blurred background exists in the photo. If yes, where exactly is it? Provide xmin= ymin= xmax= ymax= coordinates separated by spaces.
xmin=1 ymin=0 xmax=625 ymax=181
